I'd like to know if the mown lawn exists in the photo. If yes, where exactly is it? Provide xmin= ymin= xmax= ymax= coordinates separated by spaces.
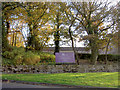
xmin=2 ymin=72 xmax=119 ymax=88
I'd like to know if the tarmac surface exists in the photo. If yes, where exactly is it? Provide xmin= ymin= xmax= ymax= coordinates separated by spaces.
xmin=1 ymin=81 xmax=119 ymax=90
xmin=2 ymin=82 xmax=67 ymax=88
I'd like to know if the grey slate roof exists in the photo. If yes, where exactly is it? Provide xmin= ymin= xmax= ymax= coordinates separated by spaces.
xmin=43 ymin=47 xmax=119 ymax=55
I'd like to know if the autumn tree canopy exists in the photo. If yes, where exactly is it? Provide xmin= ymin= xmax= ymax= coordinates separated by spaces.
xmin=70 ymin=1 xmax=117 ymax=64
xmin=2 ymin=1 xmax=119 ymax=64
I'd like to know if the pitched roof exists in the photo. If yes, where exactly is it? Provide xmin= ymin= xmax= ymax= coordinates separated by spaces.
xmin=43 ymin=47 xmax=90 ymax=53
xmin=43 ymin=47 xmax=119 ymax=54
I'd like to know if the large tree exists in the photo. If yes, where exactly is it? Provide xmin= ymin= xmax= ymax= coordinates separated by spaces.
xmin=116 ymin=2 xmax=120 ymax=54
xmin=49 ymin=2 xmax=67 ymax=54
xmin=2 ymin=2 xmax=20 ymax=51
xmin=71 ymin=1 xmax=117 ymax=64
xmin=2 ymin=2 xmax=53 ymax=51
xmin=18 ymin=2 xmax=50 ymax=51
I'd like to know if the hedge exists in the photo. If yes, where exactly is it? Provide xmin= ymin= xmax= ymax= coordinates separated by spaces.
xmin=98 ymin=54 xmax=120 ymax=61
xmin=77 ymin=53 xmax=120 ymax=61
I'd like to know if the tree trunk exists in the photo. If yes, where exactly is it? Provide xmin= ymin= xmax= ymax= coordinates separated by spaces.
xmin=6 ymin=22 xmax=10 ymax=34
xmin=54 ymin=27 xmax=60 ymax=55
xmin=118 ymin=30 xmax=120 ymax=55
xmin=54 ymin=13 xmax=60 ymax=55
xmin=14 ymin=32 xmax=17 ymax=46
xmin=90 ymin=39 xmax=98 ymax=64
xmin=2 ymin=18 xmax=9 ymax=51
xmin=68 ymin=25 xmax=79 ymax=64
xmin=117 ymin=4 xmax=120 ymax=55
xmin=105 ymin=37 xmax=111 ymax=64
xmin=27 ymin=23 xmax=40 ymax=50
xmin=27 ymin=23 xmax=34 ymax=50
xmin=12 ymin=32 xmax=15 ymax=46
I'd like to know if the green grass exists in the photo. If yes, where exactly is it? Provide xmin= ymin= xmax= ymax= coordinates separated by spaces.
xmin=2 ymin=72 xmax=119 ymax=88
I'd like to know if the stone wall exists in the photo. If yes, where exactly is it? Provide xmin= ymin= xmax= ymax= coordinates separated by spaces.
xmin=2 ymin=64 xmax=118 ymax=74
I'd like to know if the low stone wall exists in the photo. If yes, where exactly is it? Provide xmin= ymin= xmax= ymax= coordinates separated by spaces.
xmin=2 ymin=64 xmax=118 ymax=74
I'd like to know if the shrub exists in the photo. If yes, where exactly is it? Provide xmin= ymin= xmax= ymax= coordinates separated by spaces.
xmin=2 ymin=46 xmax=55 ymax=65
xmin=2 ymin=51 xmax=14 ymax=59
xmin=23 ymin=51 xmax=41 ymax=65
xmin=2 ymin=47 xmax=25 ymax=60
xmin=77 ymin=53 xmax=91 ymax=59
xmin=2 ymin=57 xmax=13 ymax=65
xmin=78 ymin=53 xmax=120 ymax=62
xmin=12 ymin=47 xmax=25 ymax=56
xmin=38 ymin=52 xmax=55 ymax=63
xmin=98 ymin=54 xmax=120 ymax=61
xmin=13 ymin=54 xmax=24 ymax=65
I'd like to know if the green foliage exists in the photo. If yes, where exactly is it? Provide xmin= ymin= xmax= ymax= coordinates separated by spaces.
xmin=78 ymin=53 xmax=120 ymax=61
xmin=2 ymin=58 xmax=14 ymax=65
xmin=12 ymin=46 xmax=25 ymax=56
xmin=13 ymin=54 xmax=24 ymax=65
xmin=37 ymin=52 xmax=55 ymax=63
xmin=2 ymin=51 xmax=14 ymax=59
xmin=78 ymin=53 xmax=91 ymax=59
xmin=2 ymin=47 xmax=25 ymax=60
xmin=2 ymin=47 xmax=55 ymax=65
xmin=23 ymin=51 xmax=40 ymax=65
xmin=98 ymin=54 xmax=120 ymax=61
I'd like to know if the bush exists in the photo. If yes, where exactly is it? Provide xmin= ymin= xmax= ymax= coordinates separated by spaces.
xmin=98 ymin=54 xmax=120 ymax=61
xmin=2 ymin=51 xmax=14 ymax=59
xmin=13 ymin=54 xmax=24 ymax=65
xmin=12 ymin=47 xmax=25 ymax=56
xmin=78 ymin=53 xmax=120 ymax=62
xmin=2 ymin=46 xmax=55 ymax=65
xmin=77 ymin=53 xmax=91 ymax=59
xmin=23 ymin=51 xmax=41 ymax=65
xmin=2 ymin=57 xmax=14 ymax=65
xmin=38 ymin=52 xmax=55 ymax=63
xmin=3 ymin=51 xmax=41 ymax=65
xmin=2 ymin=47 xmax=25 ymax=60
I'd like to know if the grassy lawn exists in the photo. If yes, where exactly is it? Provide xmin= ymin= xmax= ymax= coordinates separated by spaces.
xmin=2 ymin=72 xmax=119 ymax=88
